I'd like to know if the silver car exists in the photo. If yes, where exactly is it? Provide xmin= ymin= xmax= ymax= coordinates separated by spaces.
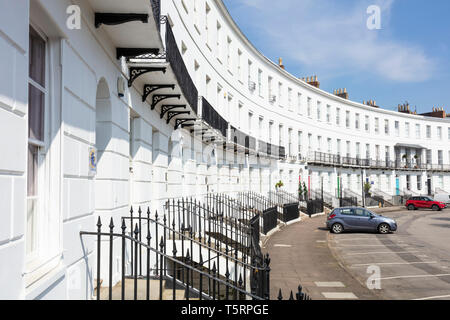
xmin=326 ymin=207 xmax=398 ymax=234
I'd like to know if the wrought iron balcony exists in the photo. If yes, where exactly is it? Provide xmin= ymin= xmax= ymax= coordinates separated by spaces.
xmin=165 ymin=23 xmax=198 ymax=114
xmin=201 ymin=97 xmax=228 ymax=137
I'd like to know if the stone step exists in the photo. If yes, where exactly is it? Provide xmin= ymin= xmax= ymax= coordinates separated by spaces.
xmin=95 ymin=278 xmax=200 ymax=300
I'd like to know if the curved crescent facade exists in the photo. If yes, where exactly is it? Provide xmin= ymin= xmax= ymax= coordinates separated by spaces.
xmin=0 ymin=0 xmax=449 ymax=299
xmin=165 ymin=0 xmax=450 ymax=198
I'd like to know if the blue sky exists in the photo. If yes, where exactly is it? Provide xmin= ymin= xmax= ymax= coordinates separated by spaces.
xmin=223 ymin=0 xmax=450 ymax=113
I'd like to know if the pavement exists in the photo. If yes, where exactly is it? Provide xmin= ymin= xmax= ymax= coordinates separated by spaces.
xmin=264 ymin=206 xmax=450 ymax=300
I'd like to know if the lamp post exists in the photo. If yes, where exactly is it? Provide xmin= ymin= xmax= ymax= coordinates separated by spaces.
xmin=361 ymin=168 xmax=365 ymax=208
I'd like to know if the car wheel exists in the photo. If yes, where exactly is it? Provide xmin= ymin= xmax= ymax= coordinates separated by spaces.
xmin=407 ymin=204 xmax=415 ymax=211
xmin=432 ymin=204 xmax=440 ymax=211
xmin=378 ymin=223 xmax=390 ymax=234
xmin=331 ymin=223 xmax=344 ymax=234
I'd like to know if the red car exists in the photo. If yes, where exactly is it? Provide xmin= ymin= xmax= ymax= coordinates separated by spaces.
xmin=406 ymin=196 xmax=447 ymax=211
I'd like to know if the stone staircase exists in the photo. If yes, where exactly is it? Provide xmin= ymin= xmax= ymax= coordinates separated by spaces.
xmin=95 ymin=278 xmax=200 ymax=300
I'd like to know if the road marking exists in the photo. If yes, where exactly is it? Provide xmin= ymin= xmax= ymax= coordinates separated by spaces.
xmin=315 ymin=282 xmax=345 ymax=288
xmin=414 ymin=294 xmax=450 ymax=300
xmin=322 ymin=292 xmax=358 ymax=299
xmin=316 ymin=240 xmax=326 ymax=243
xmin=345 ymin=251 xmax=421 ymax=256
xmin=274 ymin=244 xmax=292 ymax=248
xmin=350 ymin=261 xmax=437 ymax=267
xmin=331 ymin=238 xmax=378 ymax=241
xmin=379 ymin=273 xmax=450 ymax=280
xmin=333 ymin=244 xmax=407 ymax=247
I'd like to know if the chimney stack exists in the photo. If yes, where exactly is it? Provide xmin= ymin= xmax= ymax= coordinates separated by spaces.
xmin=334 ymin=88 xmax=349 ymax=99
xmin=365 ymin=99 xmax=379 ymax=108
xmin=278 ymin=57 xmax=285 ymax=70
xmin=302 ymin=75 xmax=320 ymax=88
xmin=420 ymin=106 xmax=447 ymax=118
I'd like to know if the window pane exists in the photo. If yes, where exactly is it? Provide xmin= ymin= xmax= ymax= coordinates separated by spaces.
xmin=29 ymin=26 xmax=46 ymax=87
xmin=26 ymin=198 xmax=38 ymax=255
xmin=27 ymin=145 xmax=38 ymax=196
xmin=28 ymin=84 xmax=45 ymax=141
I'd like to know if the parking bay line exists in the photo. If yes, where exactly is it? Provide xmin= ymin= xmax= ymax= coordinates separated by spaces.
xmin=333 ymin=244 xmax=410 ymax=248
xmin=344 ymin=250 xmax=422 ymax=256
xmin=379 ymin=273 xmax=450 ymax=281
xmin=350 ymin=261 xmax=437 ymax=267
xmin=315 ymin=282 xmax=346 ymax=288
xmin=321 ymin=292 xmax=358 ymax=299
xmin=414 ymin=294 xmax=450 ymax=300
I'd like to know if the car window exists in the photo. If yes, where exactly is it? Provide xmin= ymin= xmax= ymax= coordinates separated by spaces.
xmin=354 ymin=208 xmax=365 ymax=216
xmin=340 ymin=208 xmax=354 ymax=216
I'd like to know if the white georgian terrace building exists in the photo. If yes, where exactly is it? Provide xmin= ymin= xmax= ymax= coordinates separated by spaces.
xmin=0 ymin=0 xmax=449 ymax=299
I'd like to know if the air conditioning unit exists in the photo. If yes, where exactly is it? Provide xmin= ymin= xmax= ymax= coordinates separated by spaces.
xmin=248 ymin=81 xmax=256 ymax=91
xmin=269 ymin=95 xmax=277 ymax=103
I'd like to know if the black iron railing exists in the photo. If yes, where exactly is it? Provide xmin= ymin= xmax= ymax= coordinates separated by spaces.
xmin=308 ymin=151 xmax=450 ymax=172
xmin=150 ymin=0 xmax=161 ymax=30
xmin=165 ymin=23 xmax=198 ymax=114
xmin=80 ymin=194 xmax=311 ymax=300
xmin=268 ymin=191 xmax=300 ymax=222
xmin=80 ymin=217 xmax=260 ymax=300
xmin=339 ymin=197 xmax=358 ymax=207
xmin=202 ymin=97 xmax=228 ymax=137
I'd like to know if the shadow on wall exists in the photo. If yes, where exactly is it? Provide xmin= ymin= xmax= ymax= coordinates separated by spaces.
xmin=95 ymin=78 xmax=112 ymax=165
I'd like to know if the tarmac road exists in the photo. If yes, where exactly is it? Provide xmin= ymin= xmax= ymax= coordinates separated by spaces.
xmin=264 ymin=207 xmax=450 ymax=300
xmin=263 ymin=216 xmax=381 ymax=300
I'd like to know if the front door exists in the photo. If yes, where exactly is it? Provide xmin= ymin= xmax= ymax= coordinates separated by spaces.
xmin=427 ymin=179 xmax=432 ymax=196
xmin=396 ymin=178 xmax=400 ymax=195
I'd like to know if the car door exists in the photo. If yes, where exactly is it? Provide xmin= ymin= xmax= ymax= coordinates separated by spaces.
xmin=339 ymin=208 xmax=359 ymax=230
xmin=422 ymin=197 xmax=432 ymax=208
xmin=353 ymin=208 xmax=374 ymax=230
xmin=415 ymin=197 xmax=425 ymax=208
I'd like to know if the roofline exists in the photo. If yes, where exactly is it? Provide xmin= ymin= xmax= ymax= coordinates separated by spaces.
xmin=214 ymin=0 xmax=450 ymax=124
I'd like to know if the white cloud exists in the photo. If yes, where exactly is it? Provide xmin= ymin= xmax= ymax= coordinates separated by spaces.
xmin=227 ymin=0 xmax=435 ymax=82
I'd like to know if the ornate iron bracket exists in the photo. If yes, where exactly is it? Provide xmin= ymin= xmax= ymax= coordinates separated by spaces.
xmin=128 ymin=67 xmax=166 ymax=87
xmin=160 ymin=16 xmax=168 ymax=24
xmin=116 ymin=48 xmax=159 ymax=60
xmin=175 ymin=118 xmax=197 ymax=130
xmin=143 ymin=84 xmax=175 ymax=102
xmin=151 ymin=94 xmax=181 ymax=110
xmin=95 ymin=13 xmax=149 ymax=28
xmin=166 ymin=111 xmax=191 ymax=124
xmin=160 ymin=104 xmax=186 ymax=119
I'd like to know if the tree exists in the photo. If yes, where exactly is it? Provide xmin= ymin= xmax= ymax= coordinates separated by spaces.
xmin=302 ymin=182 xmax=308 ymax=199
xmin=364 ymin=182 xmax=372 ymax=197
xmin=275 ymin=180 xmax=284 ymax=190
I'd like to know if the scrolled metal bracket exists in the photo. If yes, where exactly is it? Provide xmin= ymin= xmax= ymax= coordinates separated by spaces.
xmin=95 ymin=13 xmax=149 ymax=28
xmin=142 ymin=84 xmax=175 ymax=102
xmin=166 ymin=111 xmax=191 ymax=124
xmin=160 ymin=104 xmax=186 ymax=119
xmin=128 ymin=67 xmax=166 ymax=87
xmin=151 ymin=94 xmax=181 ymax=110
xmin=175 ymin=118 xmax=197 ymax=130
